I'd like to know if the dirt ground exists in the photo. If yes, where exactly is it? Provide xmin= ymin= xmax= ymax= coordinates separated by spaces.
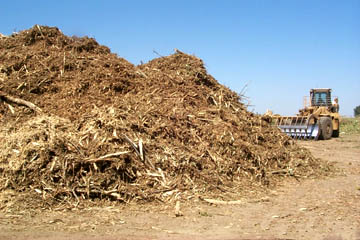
xmin=0 ymin=134 xmax=359 ymax=240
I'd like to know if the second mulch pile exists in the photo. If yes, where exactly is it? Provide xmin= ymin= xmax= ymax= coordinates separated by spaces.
xmin=0 ymin=26 xmax=330 ymax=207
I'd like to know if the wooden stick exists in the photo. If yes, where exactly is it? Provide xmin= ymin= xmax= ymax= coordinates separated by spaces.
xmin=36 ymin=25 xmax=45 ymax=38
xmin=122 ymin=134 xmax=140 ymax=156
xmin=138 ymin=139 xmax=144 ymax=162
xmin=122 ymin=134 xmax=155 ymax=169
xmin=174 ymin=200 xmax=183 ymax=217
xmin=201 ymin=198 xmax=243 ymax=205
xmin=85 ymin=151 xmax=130 ymax=162
xmin=136 ymin=70 xmax=148 ymax=78
xmin=0 ymin=91 xmax=42 ymax=113
xmin=271 ymin=169 xmax=288 ymax=175
xmin=7 ymin=104 xmax=15 ymax=114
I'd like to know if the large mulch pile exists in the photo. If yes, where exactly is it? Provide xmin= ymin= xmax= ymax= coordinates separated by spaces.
xmin=0 ymin=26 xmax=331 ymax=208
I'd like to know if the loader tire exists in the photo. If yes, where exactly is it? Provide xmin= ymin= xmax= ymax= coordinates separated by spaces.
xmin=319 ymin=117 xmax=333 ymax=140
xmin=332 ymin=119 xmax=340 ymax=138
xmin=332 ymin=128 xmax=339 ymax=138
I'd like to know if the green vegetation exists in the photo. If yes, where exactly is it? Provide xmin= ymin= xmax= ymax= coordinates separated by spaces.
xmin=198 ymin=211 xmax=212 ymax=217
xmin=355 ymin=105 xmax=360 ymax=117
xmin=340 ymin=117 xmax=360 ymax=135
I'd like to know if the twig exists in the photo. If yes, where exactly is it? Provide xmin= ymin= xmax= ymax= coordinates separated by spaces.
xmin=174 ymin=48 xmax=184 ymax=54
xmin=122 ymin=134 xmax=155 ymax=169
xmin=0 ymin=91 xmax=42 ymax=113
xmin=153 ymin=49 xmax=163 ymax=57
xmin=200 ymin=197 xmax=243 ymax=205
xmin=36 ymin=25 xmax=45 ymax=38
xmin=136 ymin=70 xmax=148 ymax=78
xmin=138 ymin=139 xmax=144 ymax=161
xmin=122 ymin=134 xmax=141 ymax=158
xmin=62 ymin=52 xmax=66 ymax=76
xmin=174 ymin=200 xmax=183 ymax=217
xmin=85 ymin=151 xmax=130 ymax=162
xmin=271 ymin=169 xmax=288 ymax=175
xmin=239 ymin=81 xmax=250 ymax=97
xmin=7 ymin=104 xmax=15 ymax=114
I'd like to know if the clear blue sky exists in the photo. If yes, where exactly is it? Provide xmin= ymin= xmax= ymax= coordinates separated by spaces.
xmin=1 ymin=0 xmax=359 ymax=116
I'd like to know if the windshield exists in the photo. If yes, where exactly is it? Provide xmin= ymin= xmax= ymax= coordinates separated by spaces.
xmin=312 ymin=92 xmax=330 ymax=106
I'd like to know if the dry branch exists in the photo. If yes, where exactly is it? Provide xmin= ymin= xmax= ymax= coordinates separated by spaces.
xmin=85 ymin=151 xmax=130 ymax=162
xmin=201 ymin=198 xmax=243 ymax=205
xmin=0 ymin=91 xmax=42 ymax=113
xmin=122 ymin=134 xmax=154 ymax=169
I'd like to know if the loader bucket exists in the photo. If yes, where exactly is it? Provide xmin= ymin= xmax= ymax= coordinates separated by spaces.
xmin=274 ymin=115 xmax=320 ymax=140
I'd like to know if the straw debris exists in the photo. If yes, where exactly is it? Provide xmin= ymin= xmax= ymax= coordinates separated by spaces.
xmin=0 ymin=25 xmax=330 ymax=208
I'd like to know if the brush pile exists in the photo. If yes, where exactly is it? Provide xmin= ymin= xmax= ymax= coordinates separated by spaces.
xmin=0 ymin=26 xmax=329 ymax=208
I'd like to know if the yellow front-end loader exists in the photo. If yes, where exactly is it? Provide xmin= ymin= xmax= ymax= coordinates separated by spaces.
xmin=265 ymin=88 xmax=340 ymax=140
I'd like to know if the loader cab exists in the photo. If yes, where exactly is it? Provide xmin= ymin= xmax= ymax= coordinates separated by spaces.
xmin=310 ymin=88 xmax=332 ymax=107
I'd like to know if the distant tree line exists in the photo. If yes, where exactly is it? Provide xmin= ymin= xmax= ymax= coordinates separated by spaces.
xmin=355 ymin=105 xmax=360 ymax=117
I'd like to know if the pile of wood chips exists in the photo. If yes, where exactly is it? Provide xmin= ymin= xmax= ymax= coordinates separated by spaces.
xmin=0 ymin=26 xmax=331 ymax=208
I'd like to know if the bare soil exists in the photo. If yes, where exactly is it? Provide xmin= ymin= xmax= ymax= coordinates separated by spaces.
xmin=0 ymin=134 xmax=359 ymax=240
